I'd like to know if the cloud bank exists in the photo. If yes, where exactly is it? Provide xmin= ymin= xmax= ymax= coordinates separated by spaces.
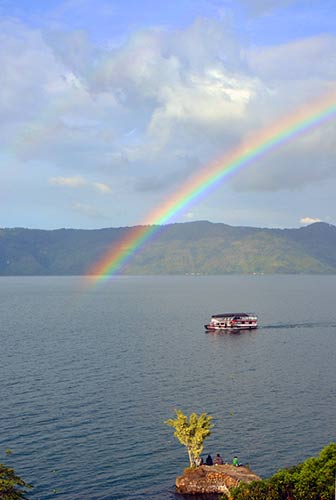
xmin=1 ymin=0 xmax=335 ymax=228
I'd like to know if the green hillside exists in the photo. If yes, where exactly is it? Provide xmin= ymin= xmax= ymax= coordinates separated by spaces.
xmin=0 ymin=221 xmax=335 ymax=275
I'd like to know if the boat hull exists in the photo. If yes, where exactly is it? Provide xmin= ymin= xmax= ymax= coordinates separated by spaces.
xmin=204 ymin=324 xmax=257 ymax=331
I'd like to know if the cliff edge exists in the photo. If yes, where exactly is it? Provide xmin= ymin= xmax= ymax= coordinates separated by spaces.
xmin=176 ymin=464 xmax=261 ymax=496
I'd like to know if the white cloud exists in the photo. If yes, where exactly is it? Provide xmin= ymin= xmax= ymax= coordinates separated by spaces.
xmin=183 ymin=211 xmax=197 ymax=220
xmin=93 ymin=182 xmax=112 ymax=193
xmin=247 ymin=35 xmax=336 ymax=82
xmin=49 ymin=175 xmax=86 ymax=187
xmin=3 ymin=16 xmax=332 ymax=177
xmin=1 ymin=11 xmax=336 ymax=230
xmin=49 ymin=176 xmax=112 ymax=194
xmin=300 ymin=217 xmax=322 ymax=224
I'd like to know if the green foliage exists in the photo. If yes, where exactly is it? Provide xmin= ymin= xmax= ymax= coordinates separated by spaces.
xmin=0 ymin=463 xmax=32 ymax=499
xmin=226 ymin=442 xmax=336 ymax=500
xmin=165 ymin=409 xmax=213 ymax=467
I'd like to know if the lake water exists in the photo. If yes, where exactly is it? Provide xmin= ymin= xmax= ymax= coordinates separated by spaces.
xmin=0 ymin=275 xmax=335 ymax=499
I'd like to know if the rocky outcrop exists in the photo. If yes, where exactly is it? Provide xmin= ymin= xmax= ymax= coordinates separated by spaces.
xmin=176 ymin=464 xmax=261 ymax=496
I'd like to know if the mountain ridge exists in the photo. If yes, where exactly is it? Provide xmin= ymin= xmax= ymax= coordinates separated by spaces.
xmin=0 ymin=221 xmax=335 ymax=275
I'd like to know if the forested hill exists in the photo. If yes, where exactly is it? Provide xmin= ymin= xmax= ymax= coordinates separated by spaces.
xmin=0 ymin=221 xmax=336 ymax=275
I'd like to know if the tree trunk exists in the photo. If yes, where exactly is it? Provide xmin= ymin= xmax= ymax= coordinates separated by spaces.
xmin=187 ymin=447 xmax=195 ymax=467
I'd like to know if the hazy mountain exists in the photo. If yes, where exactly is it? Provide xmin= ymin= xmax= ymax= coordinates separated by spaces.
xmin=0 ymin=221 xmax=335 ymax=275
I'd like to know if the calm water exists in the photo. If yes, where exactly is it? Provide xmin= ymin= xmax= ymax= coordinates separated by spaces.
xmin=0 ymin=275 xmax=335 ymax=499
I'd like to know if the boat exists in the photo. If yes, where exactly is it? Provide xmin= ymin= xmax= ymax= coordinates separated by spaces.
xmin=204 ymin=313 xmax=258 ymax=331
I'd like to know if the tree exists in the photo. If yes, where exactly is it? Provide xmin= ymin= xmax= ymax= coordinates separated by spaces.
xmin=0 ymin=463 xmax=32 ymax=499
xmin=225 ymin=442 xmax=336 ymax=500
xmin=165 ymin=409 xmax=213 ymax=467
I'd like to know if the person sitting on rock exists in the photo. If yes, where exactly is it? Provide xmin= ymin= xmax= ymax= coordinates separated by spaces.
xmin=214 ymin=453 xmax=224 ymax=465
xmin=195 ymin=456 xmax=204 ymax=466
xmin=205 ymin=454 xmax=213 ymax=465
xmin=232 ymin=456 xmax=239 ymax=466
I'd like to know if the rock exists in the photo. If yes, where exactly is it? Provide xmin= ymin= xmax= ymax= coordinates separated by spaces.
xmin=176 ymin=464 xmax=261 ymax=496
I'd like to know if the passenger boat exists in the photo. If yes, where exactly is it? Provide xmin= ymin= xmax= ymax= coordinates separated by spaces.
xmin=204 ymin=313 xmax=258 ymax=331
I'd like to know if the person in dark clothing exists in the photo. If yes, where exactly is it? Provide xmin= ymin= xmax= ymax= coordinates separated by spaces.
xmin=205 ymin=454 xmax=213 ymax=465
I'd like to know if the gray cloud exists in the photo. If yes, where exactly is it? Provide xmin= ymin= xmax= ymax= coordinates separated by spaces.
xmin=133 ymin=155 xmax=202 ymax=192
xmin=0 ymin=13 xmax=335 ymax=205
xmin=247 ymin=35 xmax=336 ymax=81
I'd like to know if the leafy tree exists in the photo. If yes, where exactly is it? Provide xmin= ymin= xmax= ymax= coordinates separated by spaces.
xmin=0 ymin=463 xmax=32 ymax=499
xmin=165 ymin=410 xmax=213 ymax=467
xmin=224 ymin=442 xmax=336 ymax=500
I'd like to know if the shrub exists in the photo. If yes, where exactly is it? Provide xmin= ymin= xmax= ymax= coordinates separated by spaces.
xmin=225 ymin=443 xmax=336 ymax=500
xmin=0 ymin=463 xmax=32 ymax=499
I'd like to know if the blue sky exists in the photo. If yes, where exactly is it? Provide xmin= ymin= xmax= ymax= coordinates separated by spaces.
xmin=1 ymin=0 xmax=335 ymax=229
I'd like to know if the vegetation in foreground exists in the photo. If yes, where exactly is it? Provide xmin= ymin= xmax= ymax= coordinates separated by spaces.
xmin=223 ymin=442 xmax=336 ymax=500
xmin=165 ymin=409 xmax=213 ymax=467
xmin=0 ymin=463 xmax=32 ymax=499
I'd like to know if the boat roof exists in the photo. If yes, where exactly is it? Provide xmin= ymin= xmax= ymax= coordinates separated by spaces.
xmin=211 ymin=313 xmax=256 ymax=318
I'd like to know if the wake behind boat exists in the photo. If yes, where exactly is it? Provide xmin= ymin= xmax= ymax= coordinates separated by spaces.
xmin=205 ymin=313 xmax=258 ymax=331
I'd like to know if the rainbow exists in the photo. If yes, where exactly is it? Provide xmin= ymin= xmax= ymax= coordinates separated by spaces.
xmin=87 ymin=90 xmax=336 ymax=282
